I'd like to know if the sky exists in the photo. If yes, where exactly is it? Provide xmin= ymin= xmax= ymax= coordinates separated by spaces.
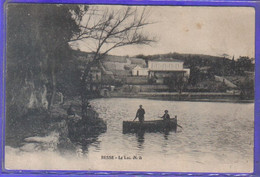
xmin=73 ymin=6 xmax=255 ymax=59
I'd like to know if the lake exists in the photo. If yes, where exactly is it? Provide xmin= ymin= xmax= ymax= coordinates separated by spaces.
xmin=5 ymin=98 xmax=254 ymax=173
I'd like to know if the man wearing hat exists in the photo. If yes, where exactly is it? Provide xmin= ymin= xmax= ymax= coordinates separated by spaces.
xmin=161 ymin=110 xmax=170 ymax=120
xmin=134 ymin=105 xmax=145 ymax=123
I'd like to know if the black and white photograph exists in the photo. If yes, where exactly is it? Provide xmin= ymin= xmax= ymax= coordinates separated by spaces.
xmin=5 ymin=4 xmax=255 ymax=172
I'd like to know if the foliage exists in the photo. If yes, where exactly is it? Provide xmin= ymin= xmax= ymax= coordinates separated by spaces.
xmin=6 ymin=4 xmax=83 ymax=123
xmin=238 ymin=76 xmax=254 ymax=99
xmin=7 ymin=4 xmax=80 ymax=81
xmin=165 ymin=74 xmax=188 ymax=93
xmin=7 ymin=4 xmax=155 ymax=120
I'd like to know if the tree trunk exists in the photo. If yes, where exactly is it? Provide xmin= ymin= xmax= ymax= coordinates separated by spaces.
xmin=49 ymin=61 xmax=56 ymax=110
xmin=81 ymin=71 xmax=88 ymax=119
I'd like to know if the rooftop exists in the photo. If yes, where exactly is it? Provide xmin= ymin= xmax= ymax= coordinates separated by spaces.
xmin=149 ymin=58 xmax=183 ymax=62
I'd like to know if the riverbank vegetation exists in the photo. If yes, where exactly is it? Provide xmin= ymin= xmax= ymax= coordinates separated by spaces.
xmin=135 ymin=53 xmax=254 ymax=99
xmin=6 ymin=4 xmax=155 ymax=147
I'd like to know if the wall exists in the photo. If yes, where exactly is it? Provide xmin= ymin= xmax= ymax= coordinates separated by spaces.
xmin=121 ymin=84 xmax=170 ymax=92
xmin=148 ymin=61 xmax=184 ymax=71
xmin=132 ymin=67 xmax=149 ymax=76
xmin=126 ymin=77 xmax=148 ymax=84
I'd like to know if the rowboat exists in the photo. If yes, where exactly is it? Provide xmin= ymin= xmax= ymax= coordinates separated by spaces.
xmin=123 ymin=118 xmax=177 ymax=133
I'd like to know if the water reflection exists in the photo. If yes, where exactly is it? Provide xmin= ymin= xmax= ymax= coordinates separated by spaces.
xmin=136 ymin=131 xmax=145 ymax=149
xmin=67 ymin=117 xmax=106 ymax=155
xmin=133 ymin=129 xmax=177 ymax=150
xmin=164 ymin=130 xmax=170 ymax=140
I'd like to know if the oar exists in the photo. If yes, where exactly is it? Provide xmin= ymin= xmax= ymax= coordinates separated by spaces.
xmin=174 ymin=115 xmax=183 ymax=129
xmin=177 ymin=124 xmax=183 ymax=129
xmin=133 ymin=117 xmax=137 ymax=121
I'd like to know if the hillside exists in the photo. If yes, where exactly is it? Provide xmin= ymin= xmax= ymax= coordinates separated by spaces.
xmin=136 ymin=52 xmax=254 ymax=75
xmin=137 ymin=52 xmax=227 ymax=61
xmin=69 ymin=50 xmax=254 ymax=99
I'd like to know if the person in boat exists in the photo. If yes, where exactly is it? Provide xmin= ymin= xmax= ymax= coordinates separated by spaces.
xmin=161 ymin=110 xmax=170 ymax=120
xmin=67 ymin=104 xmax=75 ymax=118
xmin=134 ymin=105 xmax=145 ymax=123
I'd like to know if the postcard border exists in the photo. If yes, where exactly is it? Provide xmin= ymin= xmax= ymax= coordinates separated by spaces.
xmin=0 ymin=0 xmax=259 ymax=176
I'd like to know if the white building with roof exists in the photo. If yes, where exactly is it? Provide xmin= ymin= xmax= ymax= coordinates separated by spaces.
xmin=132 ymin=65 xmax=149 ymax=76
xmin=148 ymin=59 xmax=190 ymax=76
xmin=147 ymin=59 xmax=190 ymax=84
xmin=131 ymin=59 xmax=190 ymax=77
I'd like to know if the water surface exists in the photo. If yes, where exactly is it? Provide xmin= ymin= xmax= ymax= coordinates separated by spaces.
xmin=5 ymin=98 xmax=254 ymax=172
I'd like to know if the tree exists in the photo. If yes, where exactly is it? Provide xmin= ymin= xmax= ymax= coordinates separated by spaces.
xmin=239 ymin=76 xmax=254 ymax=99
xmin=165 ymin=74 xmax=188 ymax=94
xmin=71 ymin=7 xmax=154 ymax=60
xmin=70 ymin=6 xmax=155 ymax=117
xmin=7 ymin=5 xmax=155 ymax=120
xmin=6 ymin=4 xmax=82 ymax=116
xmin=236 ymin=56 xmax=254 ymax=74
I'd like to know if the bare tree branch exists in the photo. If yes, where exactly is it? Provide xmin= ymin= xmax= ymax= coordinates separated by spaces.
xmin=71 ymin=6 xmax=156 ymax=61
xmin=69 ymin=6 xmax=156 ymax=117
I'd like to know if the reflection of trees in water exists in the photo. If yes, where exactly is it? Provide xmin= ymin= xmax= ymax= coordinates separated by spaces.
xmin=67 ymin=118 xmax=106 ymax=155
xmin=73 ymin=137 xmax=99 ymax=155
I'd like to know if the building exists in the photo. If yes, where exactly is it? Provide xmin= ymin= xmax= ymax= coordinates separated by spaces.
xmin=132 ymin=65 xmax=149 ymax=76
xmin=148 ymin=59 xmax=190 ymax=84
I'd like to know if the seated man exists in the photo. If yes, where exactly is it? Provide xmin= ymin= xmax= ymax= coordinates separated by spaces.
xmin=161 ymin=110 xmax=170 ymax=120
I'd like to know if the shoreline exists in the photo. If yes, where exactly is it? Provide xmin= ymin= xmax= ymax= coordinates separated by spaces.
xmin=106 ymin=91 xmax=254 ymax=103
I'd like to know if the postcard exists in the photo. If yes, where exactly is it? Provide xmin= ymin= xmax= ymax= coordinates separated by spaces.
xmin=3 ymin=3 xmax=256 ymax=174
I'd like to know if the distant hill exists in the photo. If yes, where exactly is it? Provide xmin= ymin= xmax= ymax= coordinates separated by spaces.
xmin=135 ymin=52 xmax=231 ymax=68
xmin=102 ymin=55 xmax=127 ymax=63
xmin=136 ymin=52 xmax=227 ymax=60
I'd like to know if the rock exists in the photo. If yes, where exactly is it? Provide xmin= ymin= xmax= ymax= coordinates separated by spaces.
xmin=24 ymin=132 xmax=59 ymax=143
xmin=20 ymin=143 xmax=39 ymax=152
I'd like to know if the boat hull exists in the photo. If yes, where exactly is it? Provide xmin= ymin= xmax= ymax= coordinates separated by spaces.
xmin=123 ymin=118 xmax=177 ymax=133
